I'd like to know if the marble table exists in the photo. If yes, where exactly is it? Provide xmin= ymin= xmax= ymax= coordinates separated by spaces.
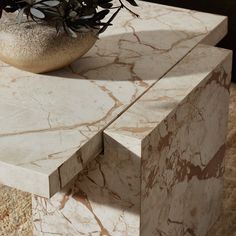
xmin=0 ymin=1 xmax=232 ymax=235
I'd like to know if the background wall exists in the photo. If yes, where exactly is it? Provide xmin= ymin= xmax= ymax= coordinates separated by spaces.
xmin=142 ymin=0 xmax=236 ymax=82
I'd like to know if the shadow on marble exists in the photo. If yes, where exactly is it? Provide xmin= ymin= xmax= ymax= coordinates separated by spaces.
xmin=44 ymin=29 xmax=227 ymax=81
xmin=55 ymin=145 xmax=141 ymax=215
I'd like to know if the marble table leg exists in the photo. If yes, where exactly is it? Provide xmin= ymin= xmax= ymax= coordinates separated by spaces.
xmin=32 ymin=44 xmax=232 ymax=236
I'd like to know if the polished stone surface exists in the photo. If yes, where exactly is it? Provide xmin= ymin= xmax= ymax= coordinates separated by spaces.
xmin=0 ymin=1 xmax=228 ymax=197
xmin=207 ymin=84 xmax=236 ymax=235
xmin=32 ymin=44 xmax=232 ymax=235
xmin=1 ymin=85 xmax=236 ymax=236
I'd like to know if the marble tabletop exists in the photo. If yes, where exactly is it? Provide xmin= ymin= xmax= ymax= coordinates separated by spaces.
xmin=0 ymin=1 xmax=228 ymax=197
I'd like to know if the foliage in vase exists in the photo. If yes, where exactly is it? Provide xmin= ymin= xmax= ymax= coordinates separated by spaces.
xmin=0 ymin=0 xmax=138 ymax=37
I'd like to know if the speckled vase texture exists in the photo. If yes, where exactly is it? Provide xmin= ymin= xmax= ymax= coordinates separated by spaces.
xmin=0 ymin=14 xmax=97 ymax=73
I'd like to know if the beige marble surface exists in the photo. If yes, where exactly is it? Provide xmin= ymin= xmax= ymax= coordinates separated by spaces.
xmin=0 ymin=1 xmax=228 ymax=198
xmin=1 ymin=84 xmax=236 ymax=236
xmin=32 ymin=44 xmax=232 ymax=235
xmin=106 ymin=44 xmax=232 ymax=236
xmin=207 ymin=84 xmax=236 ymax=235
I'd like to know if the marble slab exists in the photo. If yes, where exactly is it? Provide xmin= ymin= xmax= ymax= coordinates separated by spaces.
xmin=106 ymin=44 xmax=232 ymax=236
xmin=32 ymin=44 xmax=232 ymax=235
xmin=0 ymin=1 xmax=228 ymax=197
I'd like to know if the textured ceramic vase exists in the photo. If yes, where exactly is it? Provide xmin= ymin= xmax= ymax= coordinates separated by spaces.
xmin=0 ymin=14 xmax=97 ymax=73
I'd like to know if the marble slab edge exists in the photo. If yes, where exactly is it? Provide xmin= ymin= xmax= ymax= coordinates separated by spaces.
xmin=200 ymin=14 xmax=227 ymax=46
xmin=0 ymin=131 xmax=103 ymax=198
xmin=104 ymin=43 xmax=233 ymax=159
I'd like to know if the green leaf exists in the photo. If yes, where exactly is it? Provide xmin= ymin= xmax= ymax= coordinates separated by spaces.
xmin=30 ymin=7 xmax=45 ymax=19
xmin=42 ymin=1 xmax=60 ymax=7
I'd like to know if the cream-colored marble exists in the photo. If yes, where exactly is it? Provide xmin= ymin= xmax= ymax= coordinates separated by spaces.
xmin=33 ymin=138 xmax=140 ymax=236
xmin=32 ymin=44 xmax=232 ymax=235
xmin=0 ymin=2 xmax=228 ymax=198
xmin=106 ymin=44 xmax=232 ymax=236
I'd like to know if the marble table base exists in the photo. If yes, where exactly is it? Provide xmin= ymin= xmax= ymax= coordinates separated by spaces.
xmin=32 ymin=44 xmax=232 ymax=236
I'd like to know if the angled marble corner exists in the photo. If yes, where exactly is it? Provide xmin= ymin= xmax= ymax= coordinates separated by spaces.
xmin=105 ymin=44 xmax=232 ymax=236
xmin=32 ymin=44 xmax=232 ymax=235
xmin=0 ymin=1 xmax=228 ymax=198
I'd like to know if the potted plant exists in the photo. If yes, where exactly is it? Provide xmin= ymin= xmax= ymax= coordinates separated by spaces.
xmin=0 ymin=0 xmax=138 ymax=73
